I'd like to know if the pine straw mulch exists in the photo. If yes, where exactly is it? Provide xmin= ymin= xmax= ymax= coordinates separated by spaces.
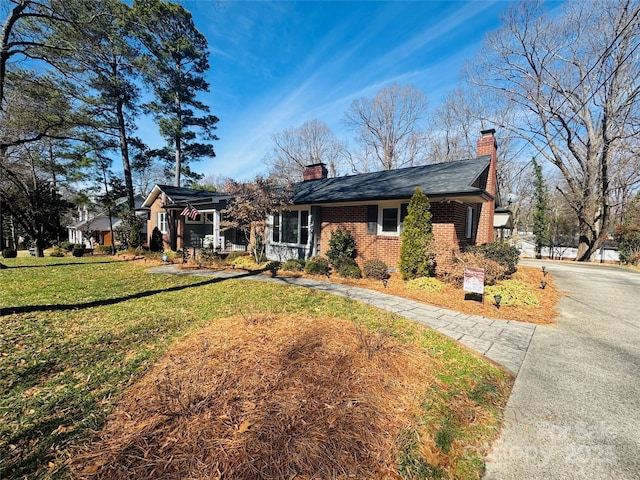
xmin=169 ymin=260 xmax=561 ymax=324
xmin=326 ymin=265 xmax=561 ymax=325
xmin=71 ymin=314 xmax=436 ymax=479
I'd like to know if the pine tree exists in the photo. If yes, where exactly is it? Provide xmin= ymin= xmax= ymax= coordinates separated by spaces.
xmin=532 ymin=159 xmax=550 ymax=259
xmin=133 ymin=0 xmax=219 ymax=187
xmin=399 ymin=187 xmax=434 ymax=280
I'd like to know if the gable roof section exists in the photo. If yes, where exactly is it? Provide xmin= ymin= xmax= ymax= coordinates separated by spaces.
xmin=141 ymin=184 xmax=230 ymax=210
xmin=293 ymin=156 xmax=493 ymax=205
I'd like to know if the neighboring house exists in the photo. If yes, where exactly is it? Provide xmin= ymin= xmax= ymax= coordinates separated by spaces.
xmin=141 ymin=184 xmax=246 ymax=252
xmin=68 ymin=195 xmax=146 ymax=248
xmin=266 ymin=129 xmax=505 ymax=268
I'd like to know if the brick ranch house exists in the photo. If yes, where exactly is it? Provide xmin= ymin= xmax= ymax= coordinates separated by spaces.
xmin=140 ymin=184 xmax=247 ymax=252
xmin=265 ymin=129 xmax=505 ymax=268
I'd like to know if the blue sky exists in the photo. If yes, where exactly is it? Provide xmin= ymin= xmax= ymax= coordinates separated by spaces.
xmin=140 ymin=1 xmax=515 ymax=181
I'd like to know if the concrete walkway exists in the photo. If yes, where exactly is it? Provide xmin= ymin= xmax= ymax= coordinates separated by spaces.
xmin=148 ymin=264 xmax=536 ymax=375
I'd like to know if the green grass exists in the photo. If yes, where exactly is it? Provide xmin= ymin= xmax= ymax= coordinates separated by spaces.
xmin=0 ymin=257 xmax=511 ymax=479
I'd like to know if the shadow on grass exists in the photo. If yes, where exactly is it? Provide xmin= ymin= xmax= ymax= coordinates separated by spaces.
xmin=1 ymin=270 xmax=262 ymax=316
xmin=1 ymin=257 xmax=141 ymax=269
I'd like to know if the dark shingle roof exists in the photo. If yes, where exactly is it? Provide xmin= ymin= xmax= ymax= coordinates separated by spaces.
xmin=141 ymin=184 xmax=230 ymax=210
xmin=155 ymin=184 xmax=228 ymax=204
xmin=293 ymin=156 xmax=492 ymax=204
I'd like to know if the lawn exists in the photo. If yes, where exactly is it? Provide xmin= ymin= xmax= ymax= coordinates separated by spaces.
xmin=1 ymin=256 xmax=511 ymax=479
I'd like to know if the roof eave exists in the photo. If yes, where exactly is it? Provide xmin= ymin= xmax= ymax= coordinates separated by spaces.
xmin=293 ymin=190 xmax=494 ymax=206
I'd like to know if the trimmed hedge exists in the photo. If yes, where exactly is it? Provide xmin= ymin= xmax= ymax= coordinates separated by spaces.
xmin=363 ymin=260 xmax=389 ymax=280
xmin=337 ymin=259 xmax=362 ymax=278
xmin=468 ymin=242 xmax=519 ymax=276
xmin=282 ymin=259 xmax=306 ymax=271
xmin=304 ymin=256 xmax=331 ymax=276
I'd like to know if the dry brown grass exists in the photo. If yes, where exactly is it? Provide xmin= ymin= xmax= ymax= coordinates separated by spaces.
xmin=71 ymin=314 xmax=436 ymax=479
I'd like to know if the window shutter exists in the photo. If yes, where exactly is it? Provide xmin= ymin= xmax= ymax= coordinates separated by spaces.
xmin=400 ymin=203 xmax=409 ymax=222
xmin=367 ymin=205 xmax=378 ymax=234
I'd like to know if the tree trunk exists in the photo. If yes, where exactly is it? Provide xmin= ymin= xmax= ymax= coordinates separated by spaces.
xmin=173 ymin=89 xmax=182 ymax=187
xmin=116 ymin=95 xmax=135 ymax=211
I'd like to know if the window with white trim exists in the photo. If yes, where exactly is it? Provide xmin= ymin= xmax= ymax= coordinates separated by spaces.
xmin=272 ymin=210 xmax=309 ymax=245
xmin=158 ymin=212 xmax=169 ymax=234
xmin=377 ymin=203 xmax=409 ymax=236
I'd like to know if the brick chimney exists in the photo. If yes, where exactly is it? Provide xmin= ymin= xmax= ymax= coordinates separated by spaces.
xmin=476 ymin=129 xmax=497 ymax=244
xmin=303 ymin=163 xmax=328 ymax=181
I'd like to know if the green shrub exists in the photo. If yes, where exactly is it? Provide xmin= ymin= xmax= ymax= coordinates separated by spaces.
xmin=162 ymin=250 xmax=178 ymax=262
xmin=264 ymin=260 xmax=281 ymax=276
xmin=94 ymin=245 xmax=113 ymax=254
xmin=363 ymin=260 xmax=389 ymax=280
xmin=231 ymin=255 xmax=258 ymax=270
xmin=149 ymin=227 xmax=164 ymax=252
xmin=282 ymin=259 xmax=306 ymax=271
xmin=225 ymin=251 xmax=247 ymax=263
xmin=48 ymin=247 xmax=66 ymax=257
xmin=337 ymin=259 xmax=362 ymax=278
xmin=400 ymin=187 xmax=435 ymax=280
xmin=326 ymin=228 xmax=357 ymax=268
xmin=1 ymin=248 xmax=17 ymax=258
xmin=468 ymin=242 xmax=519 ymax=275
xmin=304 ymin=256 xmax=331 ymax=276
xmin=200 ymin=244 xmax=222 ymax=264
xmin=485 ymin=280 xmax=539 ymax=307
xmin=59 ymin=241 xmax=74 ymax=251
xmin=72 ymin=245 xmax=85 ymax=257
xmin=615 ymin=224 xmax=640 ymax=265
xmin=406 ymin=277 xmax=445 ymax=293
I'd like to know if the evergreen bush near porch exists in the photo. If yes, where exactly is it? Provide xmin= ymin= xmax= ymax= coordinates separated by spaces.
xmin=326 ymin=228 xmax=357 ymax=268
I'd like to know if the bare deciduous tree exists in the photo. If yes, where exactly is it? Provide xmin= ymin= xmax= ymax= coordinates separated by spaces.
xmin=264 ymin=119 xmax=347 ymax=183
xmin=222 ymin=176 xmax=292 ymax=262
xmin=470 ymin=0 xmax=640 ymax=261
xmin=344 ymin=83 xmax=429 ymax=171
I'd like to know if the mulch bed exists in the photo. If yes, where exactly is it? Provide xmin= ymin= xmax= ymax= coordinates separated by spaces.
xmin=71 ymin=314 xmax=435 ymax=479
xmin=165 ymin=260 xmax=560 ymax=325
xmin=327 ymin=265 xmax=561 ymax=325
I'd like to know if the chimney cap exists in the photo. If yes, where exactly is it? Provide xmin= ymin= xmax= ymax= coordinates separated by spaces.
xmin=481 ymin=128 xmax=496 ymax=136
xmin=304 ymin=162 xmax=327 ymax=168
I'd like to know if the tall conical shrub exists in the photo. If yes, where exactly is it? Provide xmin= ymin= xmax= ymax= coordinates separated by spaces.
xmin=399 ymin=187 xmax=434 ymax=280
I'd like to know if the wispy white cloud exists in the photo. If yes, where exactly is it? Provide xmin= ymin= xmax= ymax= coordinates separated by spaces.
xmin=171 ymin=1 xmax=509 ymax=181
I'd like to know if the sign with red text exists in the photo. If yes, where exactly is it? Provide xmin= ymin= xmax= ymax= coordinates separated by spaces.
xmin=463 ymin=267 xmax=485 ymax=294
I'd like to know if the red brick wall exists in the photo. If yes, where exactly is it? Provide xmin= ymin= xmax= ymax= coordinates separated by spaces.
xmin=318 ymin=202 xmax=478 ymax=269
xmin=148 ymin=198 xmax=173 ymax=250
xmin=319 ymin=206 xmax=403 ymax=266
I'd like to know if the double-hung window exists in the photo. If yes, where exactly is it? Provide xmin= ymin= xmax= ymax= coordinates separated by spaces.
xmin=378 ymin=203 xmax=409 ymax=235
xmin=272 ymin=210 xmax=309 ymax=245
xmin=158 ymin=212 xmax=169 ymax=234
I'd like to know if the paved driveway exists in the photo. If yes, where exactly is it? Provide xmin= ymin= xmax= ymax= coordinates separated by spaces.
xmin=484 ymin=260 xmax=640 ymax=479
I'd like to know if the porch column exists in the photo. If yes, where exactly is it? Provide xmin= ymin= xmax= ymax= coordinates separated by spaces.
xmin=309 ymin=206 xmax=322 ymax=258
xmin=213 ymin=210 xmax=223 ymax=250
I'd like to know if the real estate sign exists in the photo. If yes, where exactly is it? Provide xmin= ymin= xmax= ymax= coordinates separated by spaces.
xmin=463 ymin=267 xmax=485 ymax=295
